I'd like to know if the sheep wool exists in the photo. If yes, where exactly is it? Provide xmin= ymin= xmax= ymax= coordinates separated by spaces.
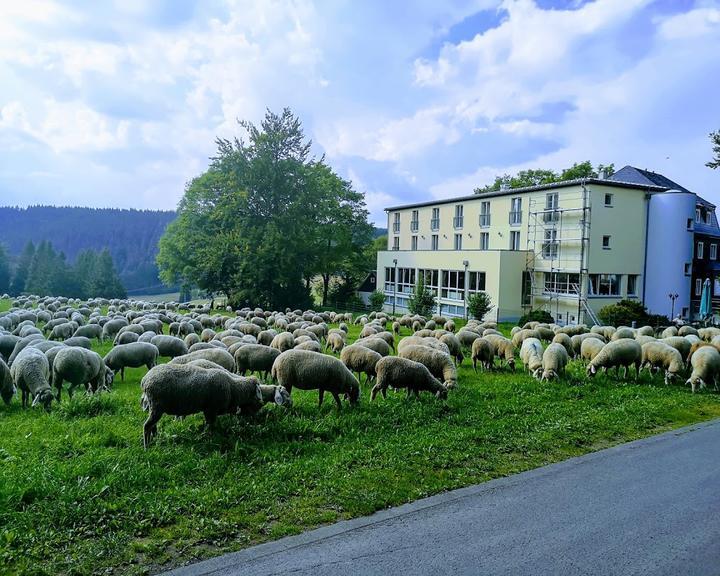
xmin=686 ymin=346 xmax=720 ymax=393
xmin=587 ymin=339 xmax=642 ymax=378
xmin=371 ymin=356 xmax=447 ymax=401
xmin=398 ymin=344 xmax=457 ymax=388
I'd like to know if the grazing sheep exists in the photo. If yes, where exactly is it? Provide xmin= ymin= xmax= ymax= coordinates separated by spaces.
xmin=366 ymin=331 xmax=395 ymax=351
xmin=591 ymin=325 xmax=616 ymax=340
xmin=140 ymin=364 xmax=264 ymax=448
xmin=392 ymin=321 xmax=400 ymax=335
xmin=356 ymin=337 xmax=392 ymax=357
xmin=587 ymin=339 xmax=642 ymax=379
xmin=326 ymin=332 xmax=346 ymax=354
xmin=512 ymin=329 xmax=539 ymax=348
xmin=138 ymin=331 xmax=157 ymax=343
xmin=398 ymin=344 xmax=457 ymax=388
xmin=72 ymin=324 xmax=103 ymax=342
xmin=0 ymin=357 xmax=15 ymax=405
xmin=520 ymin=338 xmax=543 ymax=375
xmin=661 ymin=337 xmax=692 ymax=361
xmin=10 ymin=347 xmax=53 ymax=410
xmin=270 ymin=332 xmax=295 ymax=353
xmin=661 ymin=326 xmax=678 ymax=339
xmin=551 ymin=333 xmax=573 ymax=358
xmin=169 ymin=348 xmax=235 ymax=373
xmin=234 ymin=344 xmax=281 ymax=380
xmin=102 ymin=318 xmax=128 ymax=341
xmin=150 ymin=335 xmax=189 ymax=358
xmin=444 ymin=319 xmax=456 ymax=333
xmin=439 ymin=333 xmax=464 ymax=365
xmin=0 ymin=334 xmax=20 ymax=363
xmin=483 ymin=334 xmax=516 ymax=370
xmin=104 ymin=342 xmax=160 ymax=381
xmin=471 ymin=338 xmax=494 ymax=372
xmin=571 ymin=333 xmax=605 ymax=357
xmin=270 ymin=349 xmax=360 ymax=408
xmin=611 ymin=327 xmax=635 ymax=341
xmin=457 ymin=329 xmax=481 ymax=349
xmin=248 ymin=384 xmax=292 ymax=413
xmin=678 ymin=325 xmax=699 ymax=338
xmin=699 ymin=327 xmax=720 ymax=342
xmin=371 ymin=356 xmax=447 ymax=401
xmin=49 ymin=322 xmax=77 ymax=341
xmin=340 ymin=344 xmax=382 ymax=384
xmin=635 ymin=326 xmax=654 ymax=337
xmin=580 ymin=337 xmax=605 ymax=364
xmin=53 ymin=347 xmax=114 ymax=400
xmin=115 ymin=331 xmax=139 ymax=345
xmin=294 ymin=340 xmax=323 ymax=353
xmin=634 ymin=335 xmax=657 ymax=347
xmin=184 ymin=333 xmax=200 ymax=348
xmin=641 ymin=341 xmax=685 ymax=385
xmin=539 ymin=343 xmax=569 ymax=380
xmin=686 ymin=346 xmax=720 ymax=393
xmin=397 ymin=336 xmax=450 ymax=355
xmin=63 ymin=336 xmax=92 ymax=349
xmin=7 ymin=334 xmax=45 ymax=366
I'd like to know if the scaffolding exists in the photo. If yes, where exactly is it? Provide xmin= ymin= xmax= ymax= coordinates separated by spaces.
xmin=524 ymin=183 xmax=598 ymax=325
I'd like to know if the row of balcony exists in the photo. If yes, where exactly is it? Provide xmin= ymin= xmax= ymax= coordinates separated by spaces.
xmin=394 ymin=211 xmax=527 ymax=233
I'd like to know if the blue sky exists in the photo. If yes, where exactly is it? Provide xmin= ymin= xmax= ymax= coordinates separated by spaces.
xmin=1 ymin=0 xmax=719 ymax=224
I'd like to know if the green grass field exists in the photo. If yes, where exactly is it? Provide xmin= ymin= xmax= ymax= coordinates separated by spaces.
xmin=2 ymin=299 xmax=720 ymax=575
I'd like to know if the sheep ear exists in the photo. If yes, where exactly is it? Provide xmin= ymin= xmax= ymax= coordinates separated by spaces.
xmin=274 ymin=388 xmax=285 ymax=405
xmin=32 ymin=394 xmax=40 ymax=407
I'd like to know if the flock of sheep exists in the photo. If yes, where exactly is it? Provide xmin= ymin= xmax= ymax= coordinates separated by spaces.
xmin=1 ymin=293 xmax=719 ymax=450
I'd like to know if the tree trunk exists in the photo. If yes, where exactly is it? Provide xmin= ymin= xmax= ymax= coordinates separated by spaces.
xmin=322 ymin=273 xmax=330 ymax=307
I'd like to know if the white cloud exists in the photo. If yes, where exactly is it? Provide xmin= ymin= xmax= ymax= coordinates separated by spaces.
xmin=657 ymin=5 xmax=720 ymax=40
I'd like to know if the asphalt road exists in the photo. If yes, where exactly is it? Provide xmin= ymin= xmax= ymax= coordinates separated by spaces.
xmin=166 ymin=419 xmax=720 ymax=576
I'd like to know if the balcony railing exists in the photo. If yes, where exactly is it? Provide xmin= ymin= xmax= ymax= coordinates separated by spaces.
xmin=509 ymin=211 xmax=522 ymax=225
xmin=479 ymin=214 xmax=491 ymax=227
xmin=392 ymin=222 xmax=400 ymax=233
xmin=453 ymin=216 xmax=464 ymax=229
xmin=410 ymin=220 xmax=419 ymax=232
xmin=542 ymin=210 xmax=559 ymax=223
xmin=430 ymin=218 xmax=440 ymax=230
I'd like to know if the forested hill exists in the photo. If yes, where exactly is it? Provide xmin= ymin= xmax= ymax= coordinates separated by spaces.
xmin=0 ymin=206 xmax=176 ymax=292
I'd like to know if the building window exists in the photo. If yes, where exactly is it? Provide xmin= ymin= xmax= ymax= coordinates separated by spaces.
xmin=441 ymin=270 xmax=465 ymax=300
xmin=588 ymin=274 xmax=621 ymax=296
xmin=510 ymin=197 xmax=522 ymax=225
xmin=418 ymin=269 xmax=439 ymax=290
xmin=696 ymin=278 xmax=702 ymax=296
xmin=392 ymin=236 xmax=399 ymax=251
xmin=410 ymin=210 xmax=419 ymax=232
xmin=696 ymin=208 xmax=702 ymax=223
xmin=468 ymin=271 xmax=486 ymax=292
xmin=542 ymin=229 xmax=558 ymax=259
xmin=384 ymin=267 xmax=396 ymax=292
xmin=431 ymin=207 xmax=440 ymax=231
xmin=687 ymin=218 xmax=694 ymax=231
xmin=684 ymin=263 xmax=691 ymax=276
xmin=604 ymin=193 xmax=613 ymax=206
xmin=510 ymin=231 xmax=520 ymax=251
xmin=480 ymin=232 xmax=489 ymax=251
xmin=697 ymin=242 xmax=704 ymax=259
xmin=392 ymin=212 xmax=400 ymax=233
xmin=602 ymin=235 xmax=611 ymax=249
xmin=454 ymin=233 xmax=463 ymax=250
xmin=453 ymin=205 xmax=464 ymax=229
xmin=544 ymin=272 xmax=580 ymax=295
xmin=627 ymin=275 xmax=639 ymax=296
xmin=397 ymin=267 xmax=416 ymax=294
xmin=544 ymin=192 xmax=559 ymax=222
xmin=711 ymin=244 xmax=717 ymax=260
xmin=479 ymin=201 xmax=491 ymax=227
xmin=411 ymin=236 xmax=418 ymax=251
xmin=431 ymin=234 xmax=438 ymax=251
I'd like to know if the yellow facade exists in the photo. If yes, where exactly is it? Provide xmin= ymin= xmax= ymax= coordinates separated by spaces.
xmin=378 ymin=180 xmax=652 ymax=323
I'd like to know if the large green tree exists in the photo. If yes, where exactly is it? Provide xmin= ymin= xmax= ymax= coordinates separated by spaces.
xmin=158 ymin=108 xmax=373 ymax=310
xmin=10 ymin=240 xmax=35 ymax=295
xmin=474 ymin=162 xmax=615 ymax=193
xmin=708 ymin=130 xmax=720 ymax=170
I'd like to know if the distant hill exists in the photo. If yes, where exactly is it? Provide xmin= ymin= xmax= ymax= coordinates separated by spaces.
xmin=0 ymin=206 xmax=176 ymax=292
xmin=374 ymin=227 xmax=387 ymax=237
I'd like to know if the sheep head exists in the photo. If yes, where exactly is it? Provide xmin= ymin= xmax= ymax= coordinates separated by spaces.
xmin=686 ymin=376 xmax=705 ymax=393
xmin=273 ymin=385 xmax=292 ymax=407
xmin=586 ymin=363 xmax=598 ymax=377
xmin=435 ymin=385 xmax=448 ymax=400
xmin=32 ymin=388 xmax=54 ymax=411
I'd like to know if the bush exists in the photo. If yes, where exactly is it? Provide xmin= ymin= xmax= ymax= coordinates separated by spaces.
xmin=408 ymin=275 xmax=436 ymax=317
xmin=646 ymin=313 xmax=671 ymax=327
xmin=368 ymin=290 xmax=385 ymax=312
xmin=468 ymin=292 xmax=494 ymax=321
xmin=598 ymin=299 xmax=649 ymax=327
xmin=517 ymin=309 xmax=554 ymax=326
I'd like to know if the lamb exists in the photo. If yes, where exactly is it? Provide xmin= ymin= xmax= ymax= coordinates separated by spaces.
xmin=439 ymin=333 xmax=464 ymax=365
xmin=53 ymin=347 xmax=114 ymax=400
xmin=0 ymin=357 xmax=15 ymax=405
xmin=471 ymin=338 xmax=494 ymax=372
xmin=640 ymin=341 xmax=685 ymax=385
xmin=10 ymin=346 xmax=54 ymax=410
xmin=169 ymin=348 xmax=236 ymax=373
xmin=326 ymin=332 xmax=346 ymax=354
xmin=539 ymin=343 xmax=569 ymax=381
xmin=686 ymin=346 xmax=720 ymax=392
xmin=150 ymin=335 xmax=189 ymax=358
xmin=586 ymin=339 xmax=642 ymax=378
xmin=580 ymin=337 xmax=605 ymax=364
xmin=241 ymin=384 xmax=293 ymax=414
xmin=371 ymin=356 xmax=447 ymax=401
xmin=104 ymin=342 xmax=160 ymax=381
xmin=270 ymin=332 xmax=295 ymax=353
xmin=520 ymin=338 xmax=543 ymax=375
xmin=270 ymin=349 xmax=360 ymax=408
xmin=140 ymin=364 xmax=264 ymax=448
xmin=234 ymin=344 xmax=281 ymax=380
xmin=340 ymin=344 xmax=382 ymax=384
xmin=398 ymin=344 xmax=457 ymax=388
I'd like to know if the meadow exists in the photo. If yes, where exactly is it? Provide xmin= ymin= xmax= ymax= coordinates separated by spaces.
xmin=2 ymin=297 xmax=720 ymax=575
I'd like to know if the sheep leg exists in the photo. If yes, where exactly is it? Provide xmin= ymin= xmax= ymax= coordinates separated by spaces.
xmin=204 ymin=411 xmax=217 ymax=430
xmin=55 ymin=379 xmax=63 ymax=401
xmin=318 ymin=388 xmax=325 ymax=407
xmin=143 ymin=410 xmax=161 ymax=449
xmin=121 ymin=367 xmax=125 ymax=382
xmin=472 ymin=359 xmax=477 ymax=373
xmin=370 ymin=383 xmax=384 ymax=401
xmin=21 ymin=389 xmax=28 ymax=408
xmin=331 ymin=391 xmax=342 ymax=409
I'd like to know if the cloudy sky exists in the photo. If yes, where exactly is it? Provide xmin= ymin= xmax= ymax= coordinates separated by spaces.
xmin=1 ymin=0 xmax=719 ymax=224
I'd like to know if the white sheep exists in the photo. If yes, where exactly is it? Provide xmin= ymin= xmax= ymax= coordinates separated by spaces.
xmin=471 ymin=338 xmax=494 ymax=372
xmin=586 ymin=339 xmax=642 ymax=379
xmin=640 ymin=341 xmax=685 ymax=385
xmin=10 ymin=346 xmax=54 ymax=410
xmin=539 ymin=343 xmax=569 ymax=381
xmin=340 ymin=344 xmax=382 ymax=384
xmin=580 ymin=337 xmax=605 ymax=364
xmin=686 ymin=346 xmax=720 ymax=393
xmin=370 ymin=356 xmax=447 ymax=401
xmin=520 ymin=337 xmax=543 ymax=375
xmin=397 ymin=344 xmax=457 ymax=388
xmin=53 ymin=347 xmax=114 ymax=399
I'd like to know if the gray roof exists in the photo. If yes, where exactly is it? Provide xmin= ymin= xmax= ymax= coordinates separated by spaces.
xmin=384 ymin=177 xmax=665 ymax=212
xmin=608 ymin=165 xmax=692 ymax=194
